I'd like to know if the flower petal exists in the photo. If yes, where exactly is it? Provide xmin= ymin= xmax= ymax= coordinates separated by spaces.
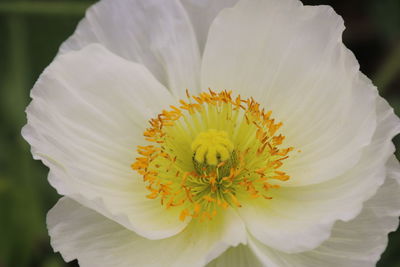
xmin=202 ymin=0 xmax=378 ymax=186
xmin=206 ymin=244 xmax=263 ymax=267
xmin=47 ymin=198 xmax=247 ymax=267
xmin=60 ymin=0 xmax=201 ymax=98
xmin=248 ymin=158 xmax=400 ymax=267
xmin=179 ymin=0 xmax=238 ymax=52
xmin=23 ymin=44 xmax=188 ymax=239
xmin=238 ymin=97 xmax=400 ymax=252
xmin=388 ymin=154 xmax=400 ymax=182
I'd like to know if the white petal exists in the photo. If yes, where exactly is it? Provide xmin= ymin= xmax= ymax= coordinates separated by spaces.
xmin=202 ymin=0 xmax=378 ymax=186
xmin=238 ymin=97 xmax=400 ymax=252
xmin=179 ymin=0 xmax=238 ymax=52
xmin=48 ymin=198 xmax=247 ymax=267
xmin=206 ymin=245 xmax=263 ymax=267
xmin=248 ymin=161 xmax=400 ymax=267
xmin=23 ymin=44 xmax=188 ymax=239
xmin=60 ymin=0 xmax=201 ymax=98
xmin=387 ymin=154 xmax=400 ymax=182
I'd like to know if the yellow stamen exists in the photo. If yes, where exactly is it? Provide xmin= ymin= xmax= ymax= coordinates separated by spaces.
xmin=131 ymin=89 xmax=295 ymax=221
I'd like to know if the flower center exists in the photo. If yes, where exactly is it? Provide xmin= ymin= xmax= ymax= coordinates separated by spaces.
xmin=132 ymin=90 xmax=293 ymax=221
xmin=191 ymin=129 xmax=233 ymax=166
xmin=191 ymin=129 xmax=238 ymax=180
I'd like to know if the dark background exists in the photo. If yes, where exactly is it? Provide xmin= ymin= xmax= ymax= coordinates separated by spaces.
xmin=0 ymin=0 xmax=399 ymax=266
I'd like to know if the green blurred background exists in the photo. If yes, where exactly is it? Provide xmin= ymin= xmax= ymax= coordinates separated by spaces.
xmin=0 ymin=0 xmax=399 ymax=266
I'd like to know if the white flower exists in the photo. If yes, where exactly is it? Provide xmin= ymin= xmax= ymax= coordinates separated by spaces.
xmin=23 ymin=0 xmax=400 ymax=266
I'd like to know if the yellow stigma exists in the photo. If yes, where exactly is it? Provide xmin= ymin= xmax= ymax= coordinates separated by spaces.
xmin=191 ymin=129 xmax=234 ymax=166
xmin=132 ymin=89 xmax=295 ymax=222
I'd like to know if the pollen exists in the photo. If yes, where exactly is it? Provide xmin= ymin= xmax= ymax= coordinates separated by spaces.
xmin=132 ymin=89 xmax=294 ymax=221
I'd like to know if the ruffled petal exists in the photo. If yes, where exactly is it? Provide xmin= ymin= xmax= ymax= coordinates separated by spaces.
xmin=238 ymin=97 xmax=400 ymax=252
xmin=47 ymin=198 xmax=247 ymax=267
xmin=206 ymin=245 xmax=262 ymax=267
xmin=202 ymin=0 xmax=378 ymax=186
xmin=60 ymin=0 xmax=201 ymax=98
xmin=179 ymin=0 xmax=238 ymax=52
xmin=248 ymin=157 xmax=400 ymax=267
xmin=23 ymin=44 xmax=188 ymax=239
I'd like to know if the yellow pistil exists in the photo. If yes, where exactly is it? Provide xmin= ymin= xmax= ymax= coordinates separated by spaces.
xmin=191 ymin=129 xmax=234 ymax=165
xmin=132 ymin=89 xmax=294 ymax=221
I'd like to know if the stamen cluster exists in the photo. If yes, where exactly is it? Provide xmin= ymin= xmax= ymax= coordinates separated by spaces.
xmin=132 ymin=90 xmax=293 ymax=221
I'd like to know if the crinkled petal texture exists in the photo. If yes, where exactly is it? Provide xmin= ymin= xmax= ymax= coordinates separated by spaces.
xmin=237 ymin=96 xmax=400 ymax=253
xmin=60 ymin=0 xmax=202 ymax=99
xmin=47 ymin=197 xmax=246 ymax=267
xmin=247 ymin=157 xmax=400 ymax=267
xmin=23 ymin=44 xmax=192 ymax=239
xmin=202 ymin=0 xmax=400 ymax=253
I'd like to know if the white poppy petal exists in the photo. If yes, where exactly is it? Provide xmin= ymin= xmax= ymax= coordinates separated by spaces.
xmin=238 ymin=97 xmax=400 ymax=253
xmin=48 ymin=198 xmax=247 ymax=267
xmin=387 ymin=154 xmax=400 ymax=182
xmin=179 ymin=0 xmax=238 ymax=52
xmin=22 ymin=0 xmax=400 ymax=265
xmin=202 ymin=0 xmax=378 ymax=186
xmin=23 ymin=44 xmax=189 ymax=239
xmin=206 ymin=244 xmax=262 ymax=267
xmin=248 ymin=161 xmax=400 ymax=267
xmin=60 ymin=0 xmax=201 ymax=98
